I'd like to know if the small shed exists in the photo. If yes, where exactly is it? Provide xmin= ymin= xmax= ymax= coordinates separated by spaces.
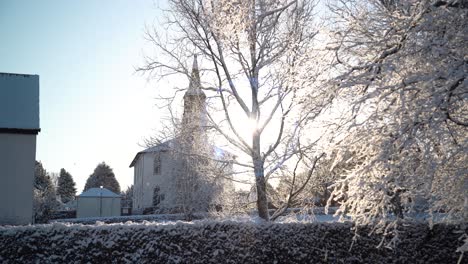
xmin=76 ymin=187 xmax=121 ymax=218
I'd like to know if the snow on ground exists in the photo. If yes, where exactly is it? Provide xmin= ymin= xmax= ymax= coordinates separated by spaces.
xmin=53 ymin=207 xmax=341 ymax=225
xmin=52 ymin=212 xmax=341 ymax=225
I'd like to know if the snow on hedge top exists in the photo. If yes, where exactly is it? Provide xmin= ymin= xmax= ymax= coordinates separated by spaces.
xmin=78 ymin=188 xmax=120 ymax=198
xmin=0 ymin=73 xmax=39 ymax=130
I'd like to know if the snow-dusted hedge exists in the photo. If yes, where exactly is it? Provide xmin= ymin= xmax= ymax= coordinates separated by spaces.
xmin=0 ymin=221 xmax=465 ymax=263
xmin=52 ymin=213 xmax=204 ymax=225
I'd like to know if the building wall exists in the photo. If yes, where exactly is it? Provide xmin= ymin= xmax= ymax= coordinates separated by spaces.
xmin=0 ymin=133 xmax=36 ymax=225
xmin=133 ymin=157 xmax=143 ymax=210
xmin=141 ymin=153 xmax=154 ymax=208
xmin=133 ymin=151 xmax=179 ymax=211
xmin=132 ymin=149 xmax=235 ymax=213
xmin=0 ymin=73 xmax=39 ymax=129
xmin=76 ymin=197 xmax=121 ymax=218
xmin=148 ymin=151 xmax=180 ymax=209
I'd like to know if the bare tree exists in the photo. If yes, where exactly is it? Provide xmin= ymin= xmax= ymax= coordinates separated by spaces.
xmin=138 ymin=0 xmax=333 ymax=220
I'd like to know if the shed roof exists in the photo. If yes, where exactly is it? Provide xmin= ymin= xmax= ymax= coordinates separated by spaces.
xmin=78 ymin=187 xmax=121 ymax=198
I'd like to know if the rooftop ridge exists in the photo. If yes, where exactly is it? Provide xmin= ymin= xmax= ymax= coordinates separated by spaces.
xmin=0 ymin=72 xmax=38 ymax=77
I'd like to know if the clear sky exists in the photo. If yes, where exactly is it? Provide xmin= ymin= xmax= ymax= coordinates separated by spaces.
xmin=0 ymin=0 xmax=170 ymax=193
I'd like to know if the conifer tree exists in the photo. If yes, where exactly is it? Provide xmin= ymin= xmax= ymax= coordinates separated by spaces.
xmin=33 ymin=161 xmax=59 ymax=223
xmin=84 ymin=162 xmax=121 ymax=194
xmin=34 ymin=161 xmax=51 ymax=191
xmin=57 ymin=168 xmax=76 ymax=203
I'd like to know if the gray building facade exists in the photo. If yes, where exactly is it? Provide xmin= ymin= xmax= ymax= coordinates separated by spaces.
xmin=0 ymin=73 xmax=40 ymax=225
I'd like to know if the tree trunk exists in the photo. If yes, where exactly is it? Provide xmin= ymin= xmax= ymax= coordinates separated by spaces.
xmin=253 ymin=133 xmax=269 ymax=221
xmin=254 ymin=159 xmax=269 ymax=221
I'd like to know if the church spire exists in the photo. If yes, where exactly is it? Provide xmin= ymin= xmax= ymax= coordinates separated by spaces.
xmin=182 ymin=55 xmax=207 ymax=132
xmin=185 ymin=55 xmax=205 ymax=97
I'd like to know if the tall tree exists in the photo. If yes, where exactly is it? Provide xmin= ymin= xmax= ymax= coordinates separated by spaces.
xmin=57 ymin=168 xmax=76 ymax=203
xmin=33 ymin=161 xmax=59 ymax=223
xmin=138 ymin=0 xmax=332 ymax=221
xmin=34 ymin=161 xmax=51 ymax=191
xmin=84 ymin=162 xmax=121 ymax=194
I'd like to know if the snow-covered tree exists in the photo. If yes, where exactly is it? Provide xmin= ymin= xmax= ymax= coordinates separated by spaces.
xmin=274 ymin=151 xmax=357 ymax=209
xmin=57 ymin=168 xmax=76 ymax=203
xmin=138 ymin=0 xmax=334 ymax=221
xmin=49 ymin=172 xmax=59 ymax=189
xmin=324 ymin=0 xmax=467 ymax=237
xmin=34 ymin=161 xmax=52 ymax=191
xmin=33 ymin=161 xmax=60 ymax=223
xmin=84 ymin=162 xmax=121 ymax=194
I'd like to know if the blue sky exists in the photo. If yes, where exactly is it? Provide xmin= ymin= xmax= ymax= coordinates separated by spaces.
xmin=0 ymin=0 xmax=169 ymax=192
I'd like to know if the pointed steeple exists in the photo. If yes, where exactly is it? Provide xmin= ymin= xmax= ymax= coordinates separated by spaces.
xmin=182 ymin=55 xmax=207 ymax=133
xmin=185 ymin=55 xmax=205 ymax=97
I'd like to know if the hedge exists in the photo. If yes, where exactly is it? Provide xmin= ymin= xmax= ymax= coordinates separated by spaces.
xmin=0 ymin=220 xmax=465 ymax=263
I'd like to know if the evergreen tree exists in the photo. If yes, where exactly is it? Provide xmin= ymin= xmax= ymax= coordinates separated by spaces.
xmin=84 ymin=162 xmax=121 ymax=194
xmin=34 ymin=161 xmax=50 ymax=191
xmin=33 ymin=161 xmax=59 ymax=223
xmin=57 ymin=168 xmax=76 ymax=203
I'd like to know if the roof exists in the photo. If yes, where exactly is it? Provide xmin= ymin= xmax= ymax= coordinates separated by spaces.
xmin=78 ymin=187 xmax=121 ymax=198
xmin=129 ymin=139 xmax=236 ymax=168
xmin=129 ymin=140 xmax=174 ymax=167
xmin=0 ymin=72 xmax=40 ymax=133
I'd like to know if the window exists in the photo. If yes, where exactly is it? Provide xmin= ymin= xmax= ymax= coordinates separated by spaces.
xmin=153 ymin=153 xmax=161 ymax=175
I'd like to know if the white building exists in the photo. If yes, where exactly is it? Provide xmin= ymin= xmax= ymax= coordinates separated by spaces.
xmin=0 ymin=72 xmax=40 ymax=225
xmin=130 ymin=56 xmax=234 ymax=213
xmin=76 ymin=187 xmax=121 ymax=218
xmin=130 ymin=141 xmax=176 ymax=211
